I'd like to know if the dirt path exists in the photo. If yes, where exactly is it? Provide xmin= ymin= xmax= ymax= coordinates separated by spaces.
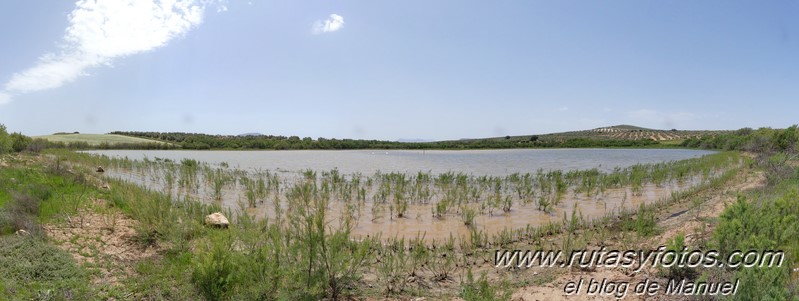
xmin=511 ymin=168 xmax=766 ymax=301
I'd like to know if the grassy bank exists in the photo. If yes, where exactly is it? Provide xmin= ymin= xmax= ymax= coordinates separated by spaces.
xmin=0 ymin=155 xmax=99 ymax=299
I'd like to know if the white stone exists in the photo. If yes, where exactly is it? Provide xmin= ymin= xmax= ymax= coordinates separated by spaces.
xmin=205 ymin=212 xmax=230 ymax=228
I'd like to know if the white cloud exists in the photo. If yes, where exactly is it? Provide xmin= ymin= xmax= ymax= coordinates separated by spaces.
xmin=557 ymin=106 xmax=569 ymax=111
xmin=312 ymin=14 xmax=345 ymax=34
xmin=1 ymin=0 xmax=223 ymax=104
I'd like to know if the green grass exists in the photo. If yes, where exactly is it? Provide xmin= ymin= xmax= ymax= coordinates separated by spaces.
xmin=0 ymin=159 xmax=94 ymax=226
xmin=658 ymin=139 xmax=685 ymax=146
xmin=34 ymin=134 xmax=169 ymax=146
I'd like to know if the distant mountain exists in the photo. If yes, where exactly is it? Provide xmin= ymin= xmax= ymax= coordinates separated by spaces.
xmin=397 ymin=138 xmax=435 ymax=143
xmin=598 ymin=124 xmax=654 ymax=131
xmin=238 ymin=133 xmax=264 ymax=137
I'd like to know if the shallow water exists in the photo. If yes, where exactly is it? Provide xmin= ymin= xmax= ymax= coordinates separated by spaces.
xmin=88 ymin=149 xmax=721 ymax=242
xmin=85 ymin=149 xmax=715 ymax=175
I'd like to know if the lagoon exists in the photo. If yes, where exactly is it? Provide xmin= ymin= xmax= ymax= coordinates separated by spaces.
xmin=84 ymin=148 xmax=715 ymax=176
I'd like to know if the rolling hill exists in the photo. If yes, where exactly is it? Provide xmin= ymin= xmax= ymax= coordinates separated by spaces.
xmin=34 ymin=133 xmax=171 ymax=146
xmin=478 ymin=125 xmax=730 ymax=144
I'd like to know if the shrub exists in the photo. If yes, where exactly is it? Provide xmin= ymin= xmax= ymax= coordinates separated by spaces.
xmin=25 ymin=138 xmax=49 ymax=153
xmin=712 ymin=188 xmax=799 ymax=300
xmin=0 ymin=185 xmax=51 ymax=235
xmin=193 ymin=236 xmax=237 ymax=301
xmin=620 ymin=204 xmax=659 ymax=237
xmin=10 ymin=133 xmax=31 ymax=152
xmin=0 ymin=124 xmax=11 ymax=154
xmin=460 ymin=269 xmax=511 ymax=301
xmin=663 ymin=233 xmax=696 ymax=280
xmin=0 ymin=236 xmax=92 ymax=299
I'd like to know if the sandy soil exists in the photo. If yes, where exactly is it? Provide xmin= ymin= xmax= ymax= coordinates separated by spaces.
xmin=510 ymin=169 xmax=765 ymax=301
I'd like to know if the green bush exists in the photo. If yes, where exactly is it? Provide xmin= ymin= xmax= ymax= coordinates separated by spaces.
xmin=10 ymin=133 xmax=31 ymax=152
xmin=620 ymin=204 xmax=659 ymax=237
xmin=460 ymin=269 xmax=511 ymax=301
xmin=0 ymin=236 xmax=93 ymax=299
xmin=712 ymin=187 xmax=799 ymax=300
xmin=0 ymin=124 xmax=11 ymax=154
xmin=664 ymin=233 xmax=696 ymax=280
xmin=193 ymin=236 xmax=237 ymax=301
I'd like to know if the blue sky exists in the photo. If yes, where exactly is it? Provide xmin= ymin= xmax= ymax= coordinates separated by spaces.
xmin=0 ymin=1 xmax=797 ymax=141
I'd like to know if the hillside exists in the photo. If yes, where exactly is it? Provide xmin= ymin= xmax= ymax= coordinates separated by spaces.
xmin=587 ymin=125 xmax=724 ymax=141
xmin=34 ymin=133 xmax=171 ymax=146
xmin=481 ymin=125 xmax=730 ymax=143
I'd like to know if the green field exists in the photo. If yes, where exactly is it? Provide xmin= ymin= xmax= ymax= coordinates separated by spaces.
xmin=34 ymin=133 xmax=169 ymax=146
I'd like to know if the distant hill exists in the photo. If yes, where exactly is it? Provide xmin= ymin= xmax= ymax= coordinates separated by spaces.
xmin=238 ymin=133 xmax=264 ymax=137
xmin=397 ymin=138 xmax=435 ymax=143
xmin=34 ymin=133 xmax=171 ymax=146
xmin=474 ymin=125 xmax=730 ymax=144
xmin=584 ymin=125 xmax=728 ymax=141
xmin=598 ymin=124 xmax=652 ymax=131
xmin=109 ymin=125 xmax=730 ymax=150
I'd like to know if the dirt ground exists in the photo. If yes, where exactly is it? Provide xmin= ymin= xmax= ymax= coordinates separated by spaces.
xmin=511 ymin=170 xmax=765 ymax=301
xmin=42 ymin=198 xmax=159 ymax=286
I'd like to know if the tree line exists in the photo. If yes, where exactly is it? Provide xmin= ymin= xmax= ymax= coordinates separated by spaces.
xmin=2 ymin=125 xmax=796 ymax=153
xmin=109 ymin=131 xmax=660 ymax=150
xmin=681 ymin=126 xmax=798 ymax=154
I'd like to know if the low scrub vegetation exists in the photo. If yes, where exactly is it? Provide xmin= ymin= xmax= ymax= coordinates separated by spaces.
xmin=708 ymin=169 xmax=799 ymax=300
xmin=0 ymin=236 xmax=93 ymax=300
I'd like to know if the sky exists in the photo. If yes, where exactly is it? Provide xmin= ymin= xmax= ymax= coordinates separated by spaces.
xmin=0 ymin=1 xmax=797 ymax=141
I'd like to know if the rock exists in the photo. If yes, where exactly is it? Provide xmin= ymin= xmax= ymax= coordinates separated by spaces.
xmin=96 ymin=166 xmax=105 ymax=173
xmin=205 ymin=212 xmax=230 ymax=228
xmin=15 ymin=229 xmax=30 ymax=236
xmin=100 ymin=183 xmax=111 ymax=190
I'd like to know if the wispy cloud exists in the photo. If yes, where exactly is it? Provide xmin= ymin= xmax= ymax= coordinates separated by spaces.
xmin=1 ymin=0 xmax=223 ymax=104
xmin=312 ymin=14 xmax=345 ymax=34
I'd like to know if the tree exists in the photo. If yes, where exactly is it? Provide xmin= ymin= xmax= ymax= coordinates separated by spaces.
xmin=0 ymin=124 xmax=12 ymax=153
xmin=10 ymin=133 xmax=32 ymax=152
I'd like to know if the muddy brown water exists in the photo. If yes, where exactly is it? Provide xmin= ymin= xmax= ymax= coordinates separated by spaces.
xmin=87 ymin=149 xmax=717 ymax=242
xmin=85 ymin=149 xmax=715 ymax=176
